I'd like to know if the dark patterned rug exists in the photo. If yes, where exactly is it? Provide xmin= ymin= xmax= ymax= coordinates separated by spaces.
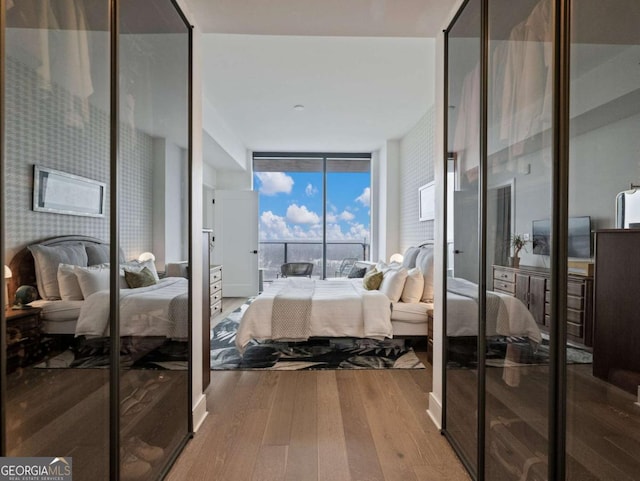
xmin=448 ymin=334 xmax=592 ymax=369
xmin=211 ymin=301 xmax=426 ymax=371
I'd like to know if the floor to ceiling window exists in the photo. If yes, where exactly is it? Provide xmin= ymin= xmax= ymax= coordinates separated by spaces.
xmin=253 ymin=153 xmax=371 ymax=282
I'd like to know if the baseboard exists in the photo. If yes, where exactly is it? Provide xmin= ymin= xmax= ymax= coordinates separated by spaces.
xmin=192 ymin=393 xmax=208 ymax=432
xmin=427 ymin=391 xmax=442 ymax=430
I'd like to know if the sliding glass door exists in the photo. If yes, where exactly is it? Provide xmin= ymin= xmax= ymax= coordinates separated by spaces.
xmin=253 ymin=153 xmax=371 ymax=282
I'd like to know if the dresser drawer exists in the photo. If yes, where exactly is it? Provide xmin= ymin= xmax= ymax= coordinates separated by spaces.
xmin=567 ymin=282 xmax=584 ymax=297
xmin=210 ymin=289 xmax=222 ymax=305
xmin=210 ymin=268 xmax=222 ymax=283
xmin=211 ymin=280 xmax=222 ymax=294
xmin=494 ymin=280 xmax=515 ymax=294
xmin=567 ymin=295 xmax=583 ymax=310
xmin=493 ymin=268 xmax=515 ymax=283
xmin=566 ymin=308 xmax=583 ymax=324
xmin=567 ymin=322 xmax=583 ymax=338
xmin=211 ymin=300 xmax=222 ymax=318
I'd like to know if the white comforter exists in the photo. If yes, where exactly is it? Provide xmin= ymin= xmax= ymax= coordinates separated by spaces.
xmin=446 ymin=278 xmax=541 ymax=342
xmin=75 ymin=277 xmax=189 ymax=339
xmin=236 ymin=278 xmax=392 ymax=351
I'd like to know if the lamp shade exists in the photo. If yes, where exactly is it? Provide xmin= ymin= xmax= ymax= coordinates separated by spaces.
xmin=138 ymin=252 xmax=155 ymax=262
xmin=389 ymin=253 xmax=404 ymax=264
xmin=4 ymin=265 xmax=11 ymax=279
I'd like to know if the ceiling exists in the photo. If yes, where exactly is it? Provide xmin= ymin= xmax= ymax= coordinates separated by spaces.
xmin=185 ymin=0 xmax=455 ymax=37
xmin=183 ymin=0 xmax=452 ymax=166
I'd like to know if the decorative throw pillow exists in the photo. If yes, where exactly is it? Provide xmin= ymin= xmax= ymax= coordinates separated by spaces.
xmin=362 ymin=268 xmax=384 ymax=290
xmin=415 ymin=245 xmax=434 ymax=302
xmin=28 ymin=243 xmax=88 ymax=299
xmin=401 ymin=268 xmax=424 ymax=303
xmin=124 ymin=267 xmax=157 ymax=289
xmin=348 ymin=266 xmax=367 ymax=278
xmin=122 ymin=259 xmax=160 ymax=281
xmin=57 ymin=264 xmax=84 ymax=300
xmin=379 ymin=267 xmax=409 ymax=302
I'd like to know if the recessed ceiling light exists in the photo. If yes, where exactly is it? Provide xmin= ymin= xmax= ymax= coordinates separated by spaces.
xmin=293 ymin=104 xmax=305 ymax=111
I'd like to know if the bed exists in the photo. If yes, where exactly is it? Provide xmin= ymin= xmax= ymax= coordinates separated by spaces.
xmin=236 ymin=277 xmax=393 ymax=351
xmin=8 ymin=235 xmax=189 ymax=341
xmin=236 ymin=242 xmax=540 ymax=353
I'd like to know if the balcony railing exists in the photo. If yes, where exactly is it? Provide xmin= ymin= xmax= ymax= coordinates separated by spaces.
xmin=259 ymin=240 xmax=369 ymax=282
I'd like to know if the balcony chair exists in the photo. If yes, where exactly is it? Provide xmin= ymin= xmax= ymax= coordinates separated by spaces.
xmin=280 ymin=262 xmax=314 ymax=278
xmin=335 ymin=257 xmax=358 ymax=277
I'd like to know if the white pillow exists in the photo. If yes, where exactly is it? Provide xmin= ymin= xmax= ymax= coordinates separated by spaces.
xmin=401 ymin=268 xmax=424 ymax=303
xmin=57 ymin=264 xmax=84 ymax=301
xmin=415 ymin=246 xmax=434 ymax=302
xmin=379 ymin=267 xmax=408 ymax=302
xmin=74 ymin=265 xmax=111 ymax=299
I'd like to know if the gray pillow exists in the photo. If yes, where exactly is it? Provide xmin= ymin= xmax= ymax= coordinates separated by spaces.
xmin=28 ymin=243 xmax=88 ymax=299
xmin=85 ymin=243 xmax=126 ymax=265
xmin=347 ymin=266 xmax=367 ymax=278
xmin=401 ymin=246 xmax=421 ymax=269
xmin=85 ymin=244 xmax=110 ymax=265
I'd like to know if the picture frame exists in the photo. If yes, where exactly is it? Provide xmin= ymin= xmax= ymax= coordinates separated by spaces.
xmin=419 ymin=181 xmax=435 ymax=221
xmin=33 ymin=166 xmax=106 ymax=217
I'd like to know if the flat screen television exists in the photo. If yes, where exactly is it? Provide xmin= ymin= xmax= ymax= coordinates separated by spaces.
xmin=532 ymin=216 xmax=592 ymax=258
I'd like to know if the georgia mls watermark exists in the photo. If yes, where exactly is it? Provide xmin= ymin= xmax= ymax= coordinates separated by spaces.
xmin=0 ymin=457 xmax=72 ymax=481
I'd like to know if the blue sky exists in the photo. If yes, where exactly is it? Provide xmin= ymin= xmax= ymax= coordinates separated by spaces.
xmin=254 ymin=171 xmax=370 ymax=242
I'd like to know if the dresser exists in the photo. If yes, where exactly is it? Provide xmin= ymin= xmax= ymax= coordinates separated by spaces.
xmin=492 ymin=265 xmax=594 ymax=347
xmin=210 ymin=265 xmax=223 ymax=319
xmin=592 ymin=230 xmax=640 ymax=392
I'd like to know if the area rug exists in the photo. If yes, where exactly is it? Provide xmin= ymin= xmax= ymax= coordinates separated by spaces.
xmin=34 ymin=338 xmax=188 ymax=370
xmin=489 ymin=335 xmax=592 ymax=365
xmin=210 ymin=300 xmax=426 ymax=371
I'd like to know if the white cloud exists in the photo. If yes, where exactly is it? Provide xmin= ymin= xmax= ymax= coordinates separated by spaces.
xmin=326 ymin=212 xmax=337 ymax=223
xmin=260 ymin=210 xmax=292 ymax=240
xmin=305 ymin=183 xmax=318 ymax=197
xmin=256 ymin=172 xmax=294 ymax=196
xmin=286 ymin=204 xmax=320 ymax=225
xmin=339 ymin=210 xmax=355 ymax=221
xmin=356 ymin=187 xmax=370 ymax=207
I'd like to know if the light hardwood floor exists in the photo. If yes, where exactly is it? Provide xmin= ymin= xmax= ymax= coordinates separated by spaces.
xmin=167 ymin=298 xmax=470 ymax=481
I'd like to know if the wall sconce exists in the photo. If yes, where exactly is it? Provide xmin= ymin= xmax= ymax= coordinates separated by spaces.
xmin=138 ymin=252 xmax=156 ymax=262
xmin=4 ymin=265 xmax=12 ymax=309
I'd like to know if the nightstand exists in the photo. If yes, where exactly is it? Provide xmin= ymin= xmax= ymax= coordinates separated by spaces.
xmin=5 ymin=307 xmax=46 ymax=372
xmin=427 ymin=309 xmax=434 ymax=365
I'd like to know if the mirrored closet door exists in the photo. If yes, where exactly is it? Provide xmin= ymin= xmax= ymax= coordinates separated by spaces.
xmin=118 ymin=1 xmax=191 ymax=480
xmin=1 ymin=1 xmax=192 ymax=479
xmin=3 ymin=1 xmax=112 ymax=478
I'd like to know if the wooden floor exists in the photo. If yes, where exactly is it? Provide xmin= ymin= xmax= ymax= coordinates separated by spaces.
xmin=167 ymin=312 xmax=470 ymax=481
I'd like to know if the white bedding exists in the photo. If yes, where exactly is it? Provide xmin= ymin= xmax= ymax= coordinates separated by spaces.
xmin=447 ymin=278 xmax=541 ymax=342
xmin=75 ymin=277 xmax=189 ymax=339
xmin=236 ymin=278 xmax=392 ymax=351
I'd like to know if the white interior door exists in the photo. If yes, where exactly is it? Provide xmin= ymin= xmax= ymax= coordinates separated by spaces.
xmin=212 ymin=190 xmax=259 ymax=297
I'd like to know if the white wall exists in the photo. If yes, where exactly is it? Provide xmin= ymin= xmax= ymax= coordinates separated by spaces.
xmin=176 ymin=0 xmax=208 ymax=432
xmin=372 ymin=141 xmax=400 ymax=262
xmin=152 ymin=138 xmax=189 ymax=270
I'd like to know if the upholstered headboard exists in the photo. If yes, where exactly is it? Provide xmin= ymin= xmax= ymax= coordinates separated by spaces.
xmin=7 ymin=235 xmax=113 ymax=301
